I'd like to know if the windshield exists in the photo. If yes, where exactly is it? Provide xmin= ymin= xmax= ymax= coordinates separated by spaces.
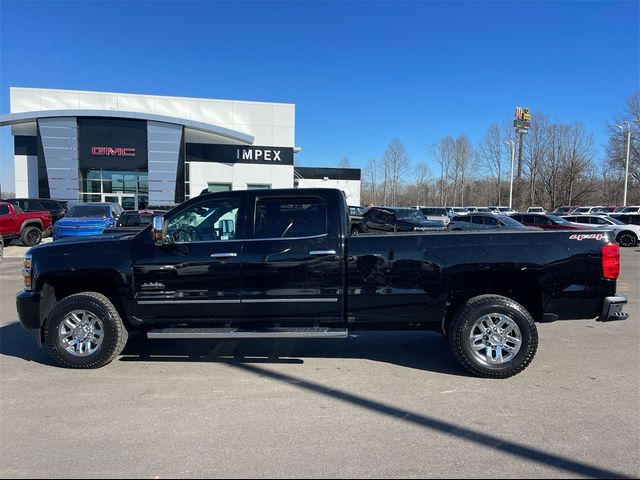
xmin=499 ymin=216 xmax=526 ymax=227
xmin=476 ymin=208 xmax=492 ymax=213
xmin=66 ymin=205 xmax=110 ymax=218
xmin=453 ymin=208 xmax=468 ymax=213
xmin=498 ymin=207 xmax=511 ymax=212
xmin=574 ymin=207 xmax=591 ymax=213
xmin=606 ymin=217 xmax=625 ymax=225
xmin=420 ymin=208 xmax=447 ymax=216
xmin=397 ymin=209 xmax=427 ymax=222
xmin=547 ymin=215 xmax=572 ymax=224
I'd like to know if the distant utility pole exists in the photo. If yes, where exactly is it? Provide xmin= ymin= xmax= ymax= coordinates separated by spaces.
xmin=616 ymin=121 xmax=632 ymax=207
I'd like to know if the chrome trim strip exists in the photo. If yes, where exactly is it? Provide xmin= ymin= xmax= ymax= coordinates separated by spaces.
xmin=210 ymin=252 xmax=238 ymax=258
xmin=148 ymin=329 xmax=349 ymax=339
xmin=137 ymin=299 xmax=241 ymax=304
xmin=243 ymin=298 xmax=338 ymax=303
xmin=244 ymin=234 xmax=328 ymax=242
xmin=309 ymin=250 xmax=337 ymax=255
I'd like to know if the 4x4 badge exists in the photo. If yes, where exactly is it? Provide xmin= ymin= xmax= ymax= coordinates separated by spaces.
xmin=141 ymin=282 xmax=165 ymax=290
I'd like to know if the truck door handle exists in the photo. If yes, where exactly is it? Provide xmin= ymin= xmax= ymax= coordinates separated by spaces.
xmin=210 ymin=253 xmax=238 ymax=258
xmin=309 ymin=250 xmax=337 ymax=256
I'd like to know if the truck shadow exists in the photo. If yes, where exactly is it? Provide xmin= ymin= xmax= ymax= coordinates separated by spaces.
xmin=0 ymin=321 xmax=469 ymax=376
xmin=0 ymin=322 xmax=57 ymax=366
xmin=118 ymin=330 xmax=470 ymax=376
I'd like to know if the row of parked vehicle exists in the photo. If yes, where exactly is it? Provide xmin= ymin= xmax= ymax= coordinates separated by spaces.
xmin=348 ymin=204 xmax=640 ymax=247
xmin=0 ymin=197 xmax=169 ymax=247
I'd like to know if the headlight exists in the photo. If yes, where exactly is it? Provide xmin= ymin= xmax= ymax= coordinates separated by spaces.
xmin=23 ymin=253 xmax=33 ymax=290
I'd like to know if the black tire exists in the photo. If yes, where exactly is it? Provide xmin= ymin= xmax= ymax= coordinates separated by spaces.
xmin=44 ymin=292 xmax=128 ymax=369
xmin=449 ymin=294 xmax=538 ymax=379
xmin=616 ymin=231 xmax=638 ymax=248
xmin=20 ymin=226 xmax=42 ymax=247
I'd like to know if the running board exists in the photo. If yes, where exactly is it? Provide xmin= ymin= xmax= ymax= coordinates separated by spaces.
xmin=147 ymin=327 xmax=349 ymax=339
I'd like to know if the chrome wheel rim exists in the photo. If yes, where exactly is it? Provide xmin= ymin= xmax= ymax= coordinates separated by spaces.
xmin=58 ymin=310 xmax=105 ymax=357
xmin=469 ymin=313 xmax=522 ymax=365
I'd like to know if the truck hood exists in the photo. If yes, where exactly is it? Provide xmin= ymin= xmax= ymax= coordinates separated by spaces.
xmin=55 ymin=217 xmax=112 ymax=228
xmin=397 ymin=219 xmax=445 ymax=229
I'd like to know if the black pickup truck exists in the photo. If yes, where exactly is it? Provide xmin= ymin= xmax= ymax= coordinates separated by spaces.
xmin=17 ymin=189 xmax=628 ymax=378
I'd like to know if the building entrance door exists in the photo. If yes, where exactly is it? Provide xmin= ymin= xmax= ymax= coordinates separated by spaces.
xmin=103 ymin=192 xmax=136 ymax=210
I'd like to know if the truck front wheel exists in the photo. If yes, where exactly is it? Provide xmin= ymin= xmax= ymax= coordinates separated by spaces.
xmin=44 ymin=292 xmax=128 ymax=368
xmin=449 ymin=295 xmax=538 ymax=378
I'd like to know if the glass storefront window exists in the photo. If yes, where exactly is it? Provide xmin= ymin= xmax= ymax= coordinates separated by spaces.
xmin=79 ymin=169 xmax=149 ymax=210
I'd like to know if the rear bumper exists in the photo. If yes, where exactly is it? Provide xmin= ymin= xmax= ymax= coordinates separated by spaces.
xmin=597 ymin=295 xmax=629 ymax=322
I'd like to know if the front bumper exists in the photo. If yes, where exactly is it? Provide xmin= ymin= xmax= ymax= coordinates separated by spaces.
xmin=597 ymin=295 xmax=629 ymax=322
xmin=16 ymin=290 xmax=44 ymax=345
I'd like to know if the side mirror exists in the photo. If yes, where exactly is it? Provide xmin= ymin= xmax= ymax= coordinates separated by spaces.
xmin=152 ymin=216 xmax=165 ymax=245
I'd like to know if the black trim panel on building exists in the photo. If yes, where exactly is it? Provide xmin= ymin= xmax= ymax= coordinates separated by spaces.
xmin=36 ymin=120 xmax=50 ymax=198
xmin=294 ymin=167 xmax=361 ymax=181
xmin=14 ymin=136 xmax=38 ymax=156
xmin=174 ymin=126 xmax=186 ymax=204
xmin=186 ymin=144 xmax=294 ymax=166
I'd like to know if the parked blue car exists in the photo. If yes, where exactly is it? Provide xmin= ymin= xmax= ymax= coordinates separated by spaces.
xmin=52 ymin=203 xmax=124 ymax=240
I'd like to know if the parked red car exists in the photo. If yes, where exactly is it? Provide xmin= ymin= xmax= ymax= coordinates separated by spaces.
xmin=0 ymin=202 xmax=52 ymax=246
xmin=510 ymin=213 xmax=591 ymax=230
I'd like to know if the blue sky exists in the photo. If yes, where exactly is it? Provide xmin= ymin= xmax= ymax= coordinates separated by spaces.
xmin=1 ymin=0 xmax=638 ymax=191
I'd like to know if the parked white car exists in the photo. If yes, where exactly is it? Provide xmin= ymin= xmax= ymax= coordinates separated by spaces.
xmin=562 ymin=214 xmax=640 ymax=247
xmin=487 ymin=205 xmax=518 ymax=215
xmin=571 ymin=206 xmax=606 ymax=215
xmin=620 ymin=205 xmax=640 ymax=214
xmin=465 ymin=206 xmax=493 ymax=213
xmin=527 ymin=206 xmax=547 ymax=214
xmin=416 ymin=206 xmax=450 ymax=225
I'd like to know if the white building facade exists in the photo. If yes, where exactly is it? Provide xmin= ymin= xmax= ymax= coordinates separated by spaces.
xmin=2 ymin=87 xmax=361 ymax=208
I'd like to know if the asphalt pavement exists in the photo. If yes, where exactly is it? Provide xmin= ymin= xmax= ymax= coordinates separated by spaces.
xmin=0 ymin=247 xmax=638 ymax=478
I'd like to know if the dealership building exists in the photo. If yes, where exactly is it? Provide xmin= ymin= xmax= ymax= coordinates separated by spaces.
xmin=1 ymin=87 xmax=361 ymax=209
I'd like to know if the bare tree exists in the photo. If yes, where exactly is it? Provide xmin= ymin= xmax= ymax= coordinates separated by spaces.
xmin=479 ymin=124 xmax=504 ymax=205
xmin=452 ymin=135 xmax=475 ymax=206
xmin=383 ymin=138 xmax=410 ymax=205
xmin=430 ymin=136 xmax=456 ymax=206
xmin=414 ymin=161 xmax=431 ymax=206
xmin=338 ymin=156 xmax=351 ymax=169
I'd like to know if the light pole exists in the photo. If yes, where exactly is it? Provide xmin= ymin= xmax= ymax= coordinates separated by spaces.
xmin=616 ymin=122 xmax=632 ymax=207
xmin=504 ymin=140 xmax=516 ymax=209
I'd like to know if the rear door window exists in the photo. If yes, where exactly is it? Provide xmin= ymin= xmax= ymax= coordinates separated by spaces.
xmin=254 ymin=197 xmax=327 ymax=239
xmin=0 ymin=205 xmax=9 ymax=216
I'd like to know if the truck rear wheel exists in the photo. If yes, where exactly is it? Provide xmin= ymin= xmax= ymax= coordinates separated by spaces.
xmin=44 ymin=292 xmax=128 ymax=369
xmin=20 ymin=226 xmax=42 ymax=247
xmin=449 ymin=295 xmax=538 ymax=378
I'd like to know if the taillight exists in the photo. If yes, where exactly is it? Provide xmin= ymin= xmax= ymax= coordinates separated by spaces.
xmin=602 ymin=243 xmax=620 ymax=280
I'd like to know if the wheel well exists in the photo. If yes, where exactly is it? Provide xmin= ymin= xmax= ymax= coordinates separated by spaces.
xmin=616 ymin=230 xmax=637 ymax=239
xmin=444 ymin=271 xmax=542 ymax=332
xmin=20 ymin=221 xmax=43 ymax=233
xmin=44 ymin=275 xmax=129 ymax=326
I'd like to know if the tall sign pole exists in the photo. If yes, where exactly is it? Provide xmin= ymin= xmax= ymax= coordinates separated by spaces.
xmin=513 ymin=107 xmax=531 ymax=209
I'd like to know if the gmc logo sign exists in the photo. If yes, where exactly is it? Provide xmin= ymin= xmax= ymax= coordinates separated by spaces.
xmin=91 ymin=147 xmax=136 ymax=157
